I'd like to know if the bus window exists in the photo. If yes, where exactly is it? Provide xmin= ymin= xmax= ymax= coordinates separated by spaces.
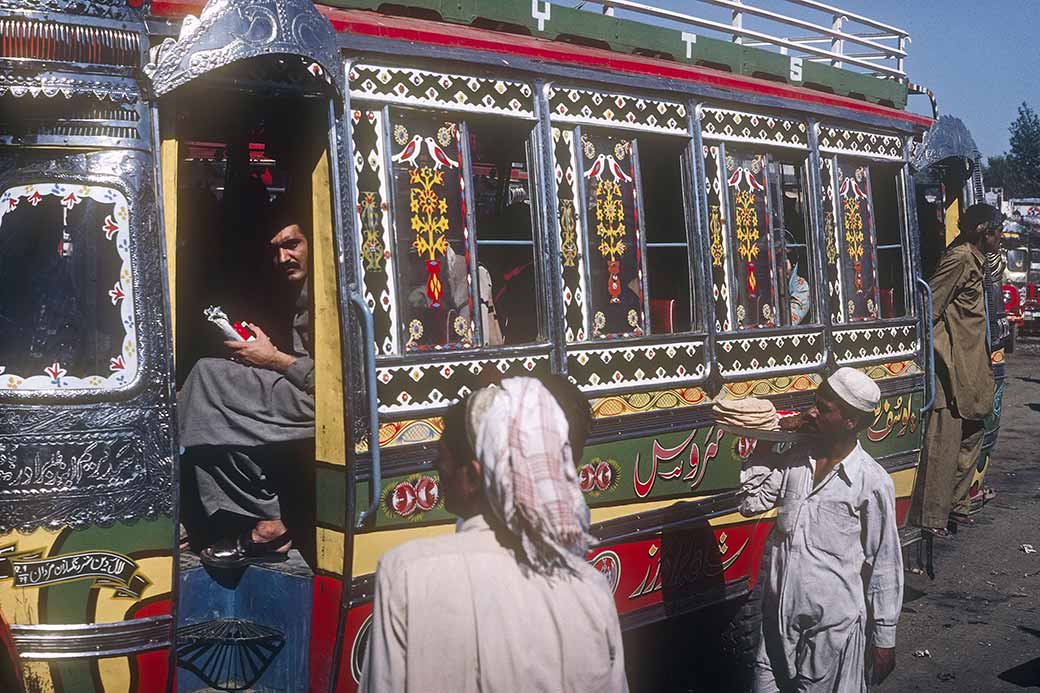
xmin=1007 ymin=249 xmax=1026 ymax=273
xmin=724 ymin=148 xmax=815 ymax=329
xmin=0 ymin=184 xmax=137 ymax=391
xmin=387 ymin=108 xmax=541 ymax=351
xmin=870 ymin=164 xmax=908 ymax=319
xmin=574 ymin=129 xmax=695 ymax=339
xmin=469 ymin=118 xmax=540 ymax=346
xmin=639 ymin=134 xmax=693 ymax=334
xmin=834 ymin=161 xmax=906 ymax=320
xmin=1029 ymin=249 xmax=1040 ymax=284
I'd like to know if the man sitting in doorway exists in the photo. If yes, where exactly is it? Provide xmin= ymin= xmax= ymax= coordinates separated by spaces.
xmin=178 ymin=204 xmax=313 ymax=568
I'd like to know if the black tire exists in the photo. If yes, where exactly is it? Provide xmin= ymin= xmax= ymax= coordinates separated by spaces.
xmin=684 ymin=578 xmax=764 ymax=693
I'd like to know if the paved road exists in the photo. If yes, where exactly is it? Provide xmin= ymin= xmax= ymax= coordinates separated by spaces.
xmin=880 ymin=345 xmax=1040 ymax=691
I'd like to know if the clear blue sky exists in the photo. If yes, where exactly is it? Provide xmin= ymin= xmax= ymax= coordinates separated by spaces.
xmin=560 ymin=1 xmax=1039 ymax=160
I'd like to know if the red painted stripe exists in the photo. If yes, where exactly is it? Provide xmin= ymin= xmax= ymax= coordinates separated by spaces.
xmin=148 ymin=4 xmax=931 ymax=129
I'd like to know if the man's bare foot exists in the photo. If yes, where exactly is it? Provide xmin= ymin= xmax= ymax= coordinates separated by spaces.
xmin=253 ymin=519 xmax=292 ymax=553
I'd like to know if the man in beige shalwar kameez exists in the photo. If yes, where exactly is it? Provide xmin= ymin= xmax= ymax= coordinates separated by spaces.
xmin=910 ymin=203 xmax=1002 ymax=536
xmin=359 ymin=376 xmax=627 ymax=693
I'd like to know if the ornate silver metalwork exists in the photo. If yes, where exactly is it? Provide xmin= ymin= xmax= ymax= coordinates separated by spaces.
xmin=11 ymin=615 xmax=173 ymax=660
xmin=146 ymin=0 xmax=343 ymax=100
xmin=910 ymin=114 xmax=978 ymax=172
xmin=0 ymin=0 xmax=149 ymax=22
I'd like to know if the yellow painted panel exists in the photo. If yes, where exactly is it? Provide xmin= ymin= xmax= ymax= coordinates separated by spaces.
xmin=161 ymin=137 xmax=179 ymax=350
xmin=97 ymin=656 xmax=131 ymax=693
xmin=891 ymin=465 xmax=917 ymax=498
xmin=0 ymin=528 xmax=61 ymax=626
xmin=94 ymin=556 xmax=172 ymax=626
xmin=21 ymin=661 xmax=55 ymax=693
xmin=312 ymin=150 xmax=346 ymax=467
xmin=317 ymin=526 xmax=345 ymax=576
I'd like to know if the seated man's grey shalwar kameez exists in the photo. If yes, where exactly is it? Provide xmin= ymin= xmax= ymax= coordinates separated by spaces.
xmin=741 ymin=442 xmax=903 ymax=693
xmin=178 ymin=288 xmax=314 ymax=519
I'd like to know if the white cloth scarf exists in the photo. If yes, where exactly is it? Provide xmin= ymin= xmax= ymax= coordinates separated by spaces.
xmin=465 ymin=377 xmax=592 ymax=576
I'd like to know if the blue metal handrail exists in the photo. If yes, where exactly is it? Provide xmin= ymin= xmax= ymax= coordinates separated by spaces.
xmin=916 ymin=277 xmax=935 ymax=415
xmin=349 ymin=293 xmax=381 ymax=530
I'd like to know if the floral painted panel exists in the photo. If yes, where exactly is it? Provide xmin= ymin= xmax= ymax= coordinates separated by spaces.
xmin=703 ymin=144 xmax=731 ymax=332
xmin=724 ymin=151 xmax=778 ymax=329
xmin=388 ymin=110 xmax=474 ymax=351
xmin=578 ymin=132 xmax=646 ymax=339
xmin=0 ymin=184 xmax=136 ymax=391
xmin=836 ymin=161 xmax=881 ymax=321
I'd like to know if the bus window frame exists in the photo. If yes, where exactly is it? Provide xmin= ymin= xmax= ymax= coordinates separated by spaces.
xmin=826 ymin=153 xmax=916 ymax=325
xmin=350 ymin=98 xmax=556 ymax=369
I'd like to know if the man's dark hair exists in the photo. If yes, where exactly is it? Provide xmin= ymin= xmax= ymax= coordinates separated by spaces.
xmin=958 ymin=203 xmax=1003 ymax=242
xmin=269 ymin=196 xmax=311 ymax=239
xmin=439 ymin=375 xmax=593 ymax=464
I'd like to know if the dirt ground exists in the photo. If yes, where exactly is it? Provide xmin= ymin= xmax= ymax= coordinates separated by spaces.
xmin=880 ymin=344 xmax=1040 ymax=691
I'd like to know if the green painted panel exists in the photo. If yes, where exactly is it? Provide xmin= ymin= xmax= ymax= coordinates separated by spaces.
xmin=324 ymin=0 xmax=909 ymax=108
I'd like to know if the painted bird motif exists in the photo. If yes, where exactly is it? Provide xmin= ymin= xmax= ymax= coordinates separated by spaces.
xmin=606 ymin=155 xmax=633 ymax=183
xmin=583 ymin=154 xmax=606 ymax=181
xmin=424 ymin=137 xmax=459 ymax=170
xmin=392 ymin=135 xmax=423 ymax=167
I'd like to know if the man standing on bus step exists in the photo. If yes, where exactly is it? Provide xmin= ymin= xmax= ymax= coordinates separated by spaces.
xmin=360 ymin=376 xmax=627 ymax=692
xmin=741 ymin=368 xmax=902 ymax=692
xmin=178 ymin=203 xmax=314 ymax=568
xmin=910 ymin=203 xmax=1003 ymax=537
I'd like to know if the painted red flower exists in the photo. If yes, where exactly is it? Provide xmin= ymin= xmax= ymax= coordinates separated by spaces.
xmin=108 ymin=281 xmax=125 ymax=305
xmin=103 ymin=215 xmax=119 ymax=240
xmin=390 ymin=482 xmax=418 ymax=517
xmin=27 ymin=191 xmax=42 ymax=206
xmin=415 ymin=476 xmax=439 ymax=512
xmin=61 ymin=193 xmax=80 ymax=210
xmin=44 ymin=362 xmax=67 ymax=383
xmin=110 ymin=355 xmax=125 ymax=372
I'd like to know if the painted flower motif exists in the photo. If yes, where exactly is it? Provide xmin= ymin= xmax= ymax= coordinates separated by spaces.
xmin=867 ymin=298 xmax=877 ymax=317
xmin=45 ymin=362 xmax=67 ymax=384
xmin=110 ymin=355 xmax=125 ymax=371
xmin=437 ymin=123 xmax=455 ymax=147
xmin=848 ymin=299 xmax=856 ymax=317
xmin=582 ymin=136 xmax=596 ymax=160
xmin=4 ymin=194 xmax=17 ymax=211
xmin=593 ymin=311 xmax=607 ymax=331
xmin=27 ymin=190 xmax=42 ymax=206
xmin=108 ymin=281 xmax=125 ymax=305
xmin=103 ymin=215 xmax=120 ymax=240
xmin=627 ymin=309 xmax=639 ymax=328
xmin=393 ymin=124 xmax=409 ymax=146
xmin=762 ymin=303 xmax=773 ymax=322
xmin=61 ymin=192 xmax=80 ymax=210
xmin=736 ymin=304 xmax=747 ymax=323
xmin=613 ymin=141 xmax=628 ymax=161
xmin=406 ymin=319 xmax=424 ymax=348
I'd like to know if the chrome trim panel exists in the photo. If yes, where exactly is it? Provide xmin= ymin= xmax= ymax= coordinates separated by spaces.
xmin=12 ymin=615 xmax=173 ymax=660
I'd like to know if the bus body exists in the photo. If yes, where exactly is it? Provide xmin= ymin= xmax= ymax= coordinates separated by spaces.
xmin=0 ymin=0 xmax=998 ymax=690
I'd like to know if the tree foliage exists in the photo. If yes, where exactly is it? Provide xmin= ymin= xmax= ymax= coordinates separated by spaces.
xmin=985 ymin=103 xmax=1040 ymax=198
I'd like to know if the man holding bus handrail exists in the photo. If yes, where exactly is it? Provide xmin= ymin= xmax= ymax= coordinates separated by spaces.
xmin=741 ymin=368 xmax=902 ymax=692
xmin=910 ymin=203 xmax=1003 ymax=537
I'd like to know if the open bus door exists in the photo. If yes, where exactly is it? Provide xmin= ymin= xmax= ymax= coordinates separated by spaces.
xmin=150 ymin=1 xmax=360 ymax=690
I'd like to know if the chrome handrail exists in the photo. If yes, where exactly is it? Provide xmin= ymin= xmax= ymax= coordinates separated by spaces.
xmin=573 ymin=0 xmax=910 ymax=79
xmin=349 ymin=292 xmax=382 ymax=530
xmin=916 ymin=277 xmax=936 ymax=415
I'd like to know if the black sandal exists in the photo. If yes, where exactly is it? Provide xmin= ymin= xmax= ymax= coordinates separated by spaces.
xmin=200 ymin=531 xmax=291 ymax=569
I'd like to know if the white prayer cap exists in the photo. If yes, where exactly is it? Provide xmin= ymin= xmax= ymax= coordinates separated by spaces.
xmin=827 ymin=367 xmax=880 ymax=413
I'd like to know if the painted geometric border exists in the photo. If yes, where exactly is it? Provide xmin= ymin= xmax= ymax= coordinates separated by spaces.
xmin=376 ymin=354 xmax=552 ymax=414
xmin=833 ymin=324 xmax=919 ymax=364
xmin=352 ymin=109 xmax=399 ymax=355
xmin=567 ymin=340 xmax=706 ymax=393
xmin=548 ymin=85 xmax=688 ymax=135
xmin=699 ymin=106 xmax=808 ymax=149
xmin=349 ymin=64 xmax=535 ymax=118
xmin=552 ymin=127 xmax=589 ymax=343
xmin=717 ymin=332 xmax=825 ymax=378
xmin=818 ymin=126 xmax=904 ymax=161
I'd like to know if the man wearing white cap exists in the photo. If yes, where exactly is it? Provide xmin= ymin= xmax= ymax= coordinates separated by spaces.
xmin=741 ymin=367 xmax=903 ymax=692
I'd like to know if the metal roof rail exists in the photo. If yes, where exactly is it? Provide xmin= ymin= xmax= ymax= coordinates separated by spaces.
xmin=573 ymin=0 xmax=910 ymax=80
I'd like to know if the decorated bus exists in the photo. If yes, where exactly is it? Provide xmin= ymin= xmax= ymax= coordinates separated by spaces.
xmin=0 ymin=0 xmax=1002 ymax=690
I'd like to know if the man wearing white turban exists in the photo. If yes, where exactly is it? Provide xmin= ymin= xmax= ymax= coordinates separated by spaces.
xmin=359 ymin=376 xmax=628 ymax=693
xmin=741 ymin=367 xmax=902 ymax=692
